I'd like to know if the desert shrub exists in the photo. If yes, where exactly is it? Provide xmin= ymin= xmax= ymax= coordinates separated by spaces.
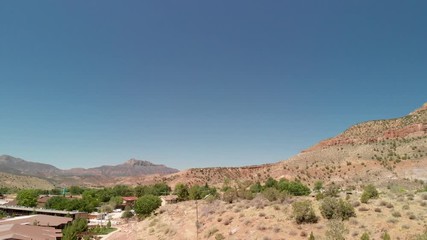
xmin=250 ymin=182 xmax=263 ymax=193
xmin=386 ymin=202 xmax=394 ymax=208
xmin=316 ymin=192 xmax=325 ymax=200
xmin=134 ymin=195 xmax=161 ymax=217
xmin=325 ymin=219 xmax=348 ymax=240
xmin=222 ymin=188 xmax=237 ymax=203
xmin=381 ymin=232 xmax=391 ymax=240
xmin=360 ymin=184 xmax=379 ymax=203
xmin=287 ymin=181 xmax=311 ymax=196
xmin=320 ymin=197 xmax=355 ymax=220
xmin=308 ymin=232 xmax=315 ymax=240
xmin=358 ymin=206 xmax=369 ymax=211
xmin=215 ymin=233 xmax=225 ymax=240
xmin=324 ymin=183 xmax=340 ymax=197
xmin=314 ymin=181 xmax=324 ymax=192
xmin=237 ymin=189 xmax=254 ymax=200
xmin=374 ymin=207 xmax=382 ymax=213
xmin=292 ymin=200 xmax=318 ymax=224
xmin=262 ymin=187 xmax=283 ymax=202
xmin=415 ymin=229 xmax=427 ymax=240
xmin=392 ymin=211 xmax=401 ymax=217
xmin=409 ymin=213 xmax=417 ymax=220
xmin=360 ymin=232 xmax=370 ymax=240
xmin=265 ymin=177 xmax=278 ymax=188
xmin=205 ymin=228 xmax=219 ymax=238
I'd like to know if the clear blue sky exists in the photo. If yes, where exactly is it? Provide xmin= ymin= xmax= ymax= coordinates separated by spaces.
xmin=0 ymin=1 xmax=426 ymax=170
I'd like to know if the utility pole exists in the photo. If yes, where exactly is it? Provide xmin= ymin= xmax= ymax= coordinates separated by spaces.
xmin=196 ymin=199 xmax=199 ymax=240
xmin=196 ymin=194 xmax=210 ymax=240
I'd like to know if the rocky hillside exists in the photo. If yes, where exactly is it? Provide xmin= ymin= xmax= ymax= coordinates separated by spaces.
xmin=305 ymin=102 xmax=427 ymax=152
xmin=0 ymin=172 xmax=54 ymax=190
xmin=151 ymin=103 xmax=427 ymax=188
xmin=0 ymin=155 xmax=61 ymax=177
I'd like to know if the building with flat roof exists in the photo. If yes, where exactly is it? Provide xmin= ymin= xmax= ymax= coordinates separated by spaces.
xmin=0 ymin=205 xmax=87 ymax=219
xmin=0 ymin=215 xmax=72 ymax=229
xmin=0 ymin=223 xmax=61 ymax=240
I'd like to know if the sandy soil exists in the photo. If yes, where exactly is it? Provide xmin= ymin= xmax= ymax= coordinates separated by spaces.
xmin=104 ymin=189 xmax=427 ymax=240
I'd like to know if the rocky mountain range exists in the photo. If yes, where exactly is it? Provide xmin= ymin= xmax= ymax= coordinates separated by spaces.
xmin=0 ymin=155 xmax=178 ymax=187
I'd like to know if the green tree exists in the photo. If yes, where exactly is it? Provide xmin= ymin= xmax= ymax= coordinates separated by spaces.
xmin=109 ymin=196 xmax=123 ymax=209
xmin=16 ymin=189 xmax=38 ymax=207
xmin=292 ymin=200 xmax=318 ymax=224
xmin=69 ymin=186 xmax=84 ymax=195
xmin=0 ymin=187 xmax=10 ymax=195
xmin=134 ymin=185 xmax=150 ymax=197
xmin=150 ymin=183 xmax=171 ymax=196
xmin=0 ymin=210 xmax=7 ymax=219
xmin=111 ymin=185 xmax=133 ymax=197
xmin=45 ymin=196 xmax=69 ymax=210
xmin=174 ymin=183 xmax=189 ymax=201
xmin=62 ymin=218 xmax=88 ymax=240
xmin=277 ymin=179 xmax=311 ymax=196
xmin=134 ymin=195 xmax=161 ymax=217
xmin=188 ymin=184 xmax=217 ymax=200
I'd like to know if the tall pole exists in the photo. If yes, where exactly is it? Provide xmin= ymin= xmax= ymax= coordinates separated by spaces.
xmin=196 ymin=199 xmax=199 ymax=240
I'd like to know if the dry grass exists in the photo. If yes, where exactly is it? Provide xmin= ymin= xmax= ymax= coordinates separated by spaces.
xmin=105 ymin=188 xmax=427 ymax=240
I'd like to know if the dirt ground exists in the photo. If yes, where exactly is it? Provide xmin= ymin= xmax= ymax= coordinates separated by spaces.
xmin=104 ymin=188 xmax=427 ymax=240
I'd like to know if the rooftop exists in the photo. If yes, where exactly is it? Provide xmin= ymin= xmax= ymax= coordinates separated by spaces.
xmin=0 ymin=223 xmax=61 ymax=240
xmin=0 ymin=214 xmax=72 ymax=227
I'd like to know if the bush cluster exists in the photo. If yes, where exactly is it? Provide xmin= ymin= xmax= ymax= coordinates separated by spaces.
xmin=250 ymin=177 xmax=310 ymax=200
xmin=320 ymin=197 xmax=355 ymax=220
xmin=134 ymin=195 xmax=162 ymax=217
xmin=361 ymin=184 xmax=379 ymax=203
xmin=292 ymin=200 xmax=318 ymax=224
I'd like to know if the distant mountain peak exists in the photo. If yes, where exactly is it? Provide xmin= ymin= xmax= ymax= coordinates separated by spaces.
xmin=124 ymin=158 xmax=156 ymax=167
